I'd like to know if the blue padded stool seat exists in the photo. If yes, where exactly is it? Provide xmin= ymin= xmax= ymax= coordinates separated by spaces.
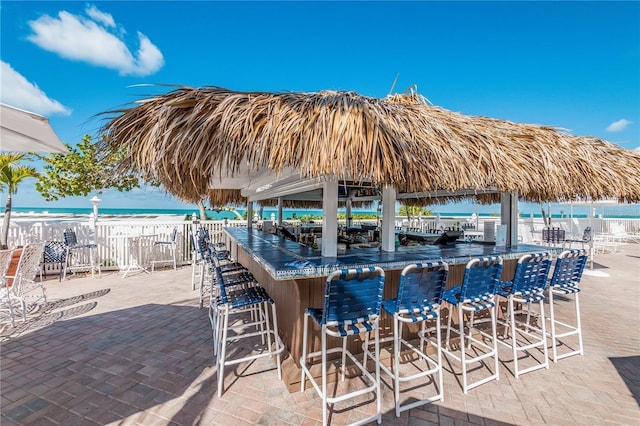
xmin=381 ymin=300 xmax=438 ymax=322
xmin=306 ymin=307 xmax=376 ymax=337
xmin=443 ymin=287 xmax=496 ymax=311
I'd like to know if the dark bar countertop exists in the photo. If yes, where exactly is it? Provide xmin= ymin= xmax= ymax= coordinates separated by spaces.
xmin=225 ymin=227 xmax=558 ymax=281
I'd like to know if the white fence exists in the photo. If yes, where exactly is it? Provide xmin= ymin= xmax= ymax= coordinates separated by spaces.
xmin=5 ymin=218 xmax=248 ymax=275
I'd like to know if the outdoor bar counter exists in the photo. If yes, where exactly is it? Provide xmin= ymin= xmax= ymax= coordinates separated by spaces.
xmin=224 ymin=227 xmax=556 ymax=390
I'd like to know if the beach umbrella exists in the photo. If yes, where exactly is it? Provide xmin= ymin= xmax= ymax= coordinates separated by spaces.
xmin=0 ymin=104 xmax=68 ymax=153
xmin=99 ymin=86 xmax=640 ymax=204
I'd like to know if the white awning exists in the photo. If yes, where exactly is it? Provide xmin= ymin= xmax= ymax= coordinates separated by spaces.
xmin=0 ymin=103 xmax=68 ymax=153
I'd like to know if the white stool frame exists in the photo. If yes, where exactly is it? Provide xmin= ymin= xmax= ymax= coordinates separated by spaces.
xmin=440 ymin=257 xmax=503 ymax=394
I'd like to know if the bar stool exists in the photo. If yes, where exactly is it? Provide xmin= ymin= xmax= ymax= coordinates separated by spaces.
xmin=441 ymin=256 xmax=503 ymax=394
xmin=195 ymin=227 xmax=250 ymax=309
xmin=496 ymin=252 xmax=551 ymax=378
xmin=211 ymin=259 xmax=283 ymax=397
xmin=208 ymin=255 xmax=257 ymax=358
xmin=150 ymin=226 xmax=178 ymax=272
xmin=546 ymin=249 xmax=587 ymax=363
xmin=364 ymin=261 xmax=448 ymax=417
xmin=300 ymin=267 xmax=385 ymax=426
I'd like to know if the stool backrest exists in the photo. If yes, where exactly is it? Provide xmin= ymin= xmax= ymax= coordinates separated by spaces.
xmin=393 ymin=261 xmax=448 ymax=313
xmin=323 ymin=267 xmax=385 ymax=326
xmin=509 ymin=252 xmax=552 ymax=294
xmin=195 ymin=231 xmax=212 ymax=263
xmin=63 ymin=229 xmax=78 ymax=247
xmin=549 ymin=249 xmax=587 ymax=288
xmin=460 ymin=256 xmax=503 ymax=302
xmin=197 ymin=227 xmax=210 ymax=244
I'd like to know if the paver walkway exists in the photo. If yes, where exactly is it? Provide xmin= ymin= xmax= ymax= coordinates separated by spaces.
xmin=1 ymin=245 xmax=639 ymax=425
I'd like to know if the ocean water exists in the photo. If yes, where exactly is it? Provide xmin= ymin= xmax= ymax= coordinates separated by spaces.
xmin=6 ymin=206 xmax=639 ymax=219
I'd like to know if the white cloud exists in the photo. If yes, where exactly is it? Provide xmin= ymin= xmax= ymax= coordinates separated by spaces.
xmin=26 ymin=5 xmax=164 ymax=76
xmin=0 ymin=61 xmax=72 ymax=116
xmin=606 ymin=119 xmax=632 ymax=132
xmin=85 ymin=5 xmax=115 ymax=28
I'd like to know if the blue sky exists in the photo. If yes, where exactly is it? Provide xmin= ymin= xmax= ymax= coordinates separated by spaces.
xmin=1 ymin=1 xmax=638 ymax=215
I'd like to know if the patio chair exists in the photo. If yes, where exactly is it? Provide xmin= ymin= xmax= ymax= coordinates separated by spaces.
xmin=563 ymin=227 xmax=591 ymax=250
xmin=496 ymin=252 xmax=551 ymax=378
xmin=151 ymin=226 xmax=178 ymax=272
xmin=40 ymin=241 xmax=67 ymax=282
xmin=2 ymin=243 xmax=47 ymax=325
xmin=63 ymin=228 xmax=100 ymax=279
xmin=441 ymin=256 xmax=503 ymax=394
xmin=542 ymin=227 xmax=565 ymax=247
xmin=0 ymin=248 xmax=17 ymax=326
xmin=546 ymin=249 xmax=587 ymax=363
xmin=364 ymin=261 xmax=448 ymax=417
xmin=300 ymin=266 xmax=386 ymax=426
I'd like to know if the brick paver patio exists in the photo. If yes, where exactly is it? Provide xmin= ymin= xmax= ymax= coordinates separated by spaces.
xmin=1 ymin=245 xmax=639 ymax=425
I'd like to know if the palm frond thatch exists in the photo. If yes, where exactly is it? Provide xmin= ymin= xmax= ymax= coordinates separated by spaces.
xmin=100 ymin=87 xmax=640 ymax=204
xmin=206 ymin=189 xmax=245 ymax=207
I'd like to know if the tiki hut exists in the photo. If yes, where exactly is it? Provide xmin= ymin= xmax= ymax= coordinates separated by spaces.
xmin=100 ymin=86 xmax=640 ymax=208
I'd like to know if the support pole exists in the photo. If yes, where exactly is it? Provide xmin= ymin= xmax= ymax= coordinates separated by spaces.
xmin=321 ymin=178 xmax=338 ymax=257
xmin=500 ymin=191 xmax=518 ymax=247
xmin=381 ymin=185 xmax=396 ymax=252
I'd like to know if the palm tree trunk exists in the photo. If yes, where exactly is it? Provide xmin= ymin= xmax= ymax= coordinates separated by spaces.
xmin=1 ymin=194 xmax=12 ymax=249
xmin=197 ymin=200 xmax=206 ymax=220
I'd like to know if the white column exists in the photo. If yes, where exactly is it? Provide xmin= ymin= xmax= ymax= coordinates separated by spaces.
xmin=381 ymin=185 xmax=396 ymax=252
xmin=500 ymin=191 xmax=518 ymax=246
xmin=90 ymin=195 xmax=101 ymax=243
xmin=346 ymin=198 xmax=352 ymax=229
xmin=277 ymin=197 xmax=283 ymax=226
xmin=321 ymin=177 xmax=338 ymax=257
xmin=90 ymin=196 xmax=101 ymax=224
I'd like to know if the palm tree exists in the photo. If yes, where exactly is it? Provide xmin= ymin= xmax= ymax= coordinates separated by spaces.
xmin=0 ymin=153 xmax=39 ymax=249
xmin=399 ymin=205 xmax=431 ymax=222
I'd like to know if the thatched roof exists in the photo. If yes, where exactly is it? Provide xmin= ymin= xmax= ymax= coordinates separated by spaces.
xmin=100 ymin=86 xmax=640 ymax=204
xmin=205 ymin=189 xmax=245 ymax=207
